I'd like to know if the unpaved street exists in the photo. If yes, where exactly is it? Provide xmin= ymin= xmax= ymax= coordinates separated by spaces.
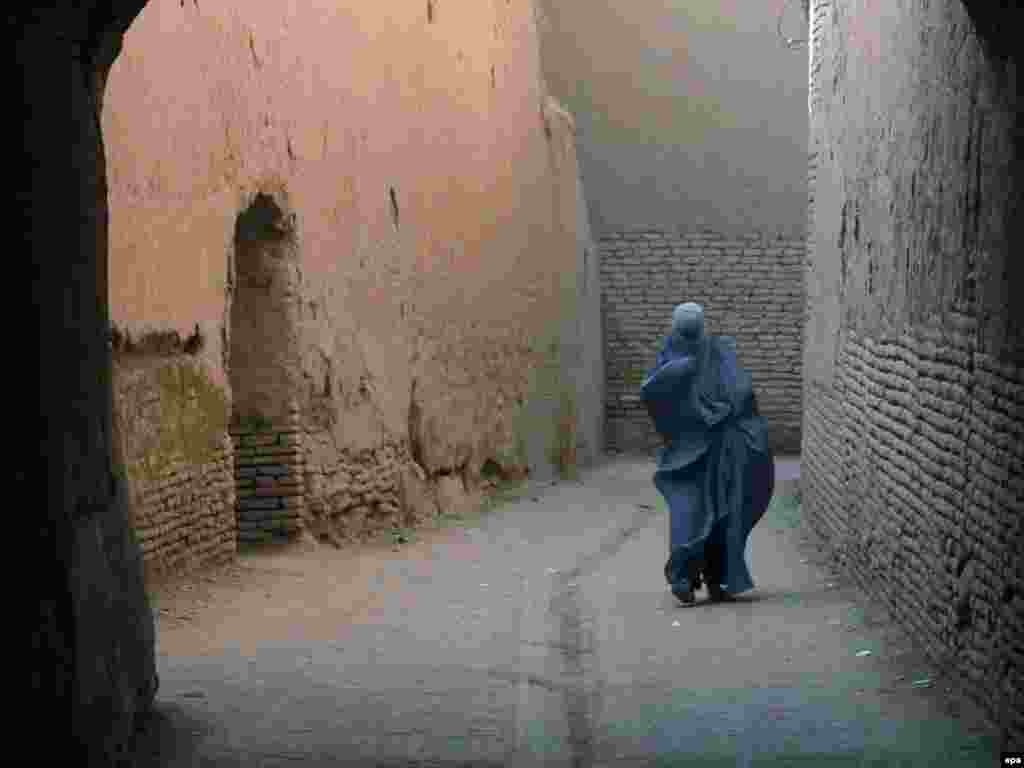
xmin=136 ymin=457 xmax=998 ymax=766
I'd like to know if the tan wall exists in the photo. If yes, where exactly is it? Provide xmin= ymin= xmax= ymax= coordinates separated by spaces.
xmin=104 ymin=0 xmax=584 ymax=553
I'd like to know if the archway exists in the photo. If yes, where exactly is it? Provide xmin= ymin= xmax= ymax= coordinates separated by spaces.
xmin=22 ymin=1 xmax=157 ymax=763
xmin=227 ymin=192 xmax=306 ymax=543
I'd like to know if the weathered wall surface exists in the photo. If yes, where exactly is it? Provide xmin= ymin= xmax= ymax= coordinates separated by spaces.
xmin=21 ymin=1 xmax=158 ymax=763
xmin=804 ymin=0 xmax=1022 ymax=746
xmin=569 ymin=135 xmax=606 ymax=467
xmin=113 ymin=351 xmax=236 ymax=576
xmin=103 ymin=0 xmax=591 ymax=552
xmin=537 ymin=0 xmax=807 ymax=451
xmin=601 ymin=231 xmax=805 ymax=454
xmin=537 ymin=0 xmax=808 ymax=239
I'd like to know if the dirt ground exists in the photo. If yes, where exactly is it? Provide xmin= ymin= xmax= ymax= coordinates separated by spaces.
xmin=136 ymin=456 xmax=1000 ymax=766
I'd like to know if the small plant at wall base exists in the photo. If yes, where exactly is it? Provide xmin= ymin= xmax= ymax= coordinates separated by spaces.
xmin=554 ymin=391 xmax=578 ymax=480
xmin=480 ymin=458 xmax=503 ymax=483
xmin=234 ymin=409 xmax=273 ymax=433
xmin=390 ymin=523 xmax=414 ymax=547
xmin=476 ymin=472 xmax=531 ymax=519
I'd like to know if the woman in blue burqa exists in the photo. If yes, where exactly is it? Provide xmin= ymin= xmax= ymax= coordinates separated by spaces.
xmin=640 ymin=303 xmax=775 ymax=605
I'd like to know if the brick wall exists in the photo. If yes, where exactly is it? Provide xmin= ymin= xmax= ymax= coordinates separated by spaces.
xmin=113 ymin=356 xmax=236 ymax=577
xmin=131 ymin=443 xmax=236 ymax=576
xmin=230 ymin=399 xmax=306 ymax=543
xmin=599 ymin=230 xmax=805 ymax=454
xmin=302 ymin=435 xmax=412 ymax=543
xmin=802 ymin=312 xmax=1023 ymax=743
xmin=804 ymin=0 xmax=1022 ymax=746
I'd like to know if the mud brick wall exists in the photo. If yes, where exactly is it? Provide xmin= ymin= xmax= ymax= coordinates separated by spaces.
xmin=230 ymin=401 xmax=306 ymax=542
xmin=302 ymin=437 xmax=412 ymax=543
xmin=301 ymin=428 xmax=498 ymax=545
xmin=600 ymin=230 xmax=805 ymax=454
xmin=805 ymin=0 xmax=1022 ymax=745
xmin=113 ymin=357 xmax=236 ymax=577
xmin=802 ymin=312 xmax=1023 ymax=743
xmin=105 ymin=0 xmax=591 ymax=537
xmin=131 ymin=444 xmax=236 ymax=576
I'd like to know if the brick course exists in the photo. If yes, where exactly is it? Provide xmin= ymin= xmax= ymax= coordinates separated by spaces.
xmin=230 ymin=400 xmax=306 ymax=542
xmin=599 ymin=230 xmax=805 ymax=454
xmin=113 ymin=357 xmax=237 ymax=577
xmin=302 ymin=434 xmax=411 ymax=542
xmin=131 ymin=443 xmax=236 ymax=576
xmin=804 ymin=0 xmax=1022 ymax=745
xmin=802 ymin=311 xmax=1023 ymax=744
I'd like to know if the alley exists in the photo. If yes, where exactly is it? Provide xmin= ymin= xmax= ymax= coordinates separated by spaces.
xmin=135 ymin=457 xmax=997 ymax=767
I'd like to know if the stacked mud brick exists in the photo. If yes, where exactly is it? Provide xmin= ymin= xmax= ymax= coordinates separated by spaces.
xmin=303 ymin=436 xmax=411 ymax=540
xmin=113 ymin=357 xmax=238 ymax=576
xmin=231 ymin=400 xmax=307 ymax=541
xmin=600 ymin=230 xmax=805 ymax=454
xmin=802 ymin=307 xmax=1024 ymax=744
xmin=131 ymin=434 xmax=237 ymax=575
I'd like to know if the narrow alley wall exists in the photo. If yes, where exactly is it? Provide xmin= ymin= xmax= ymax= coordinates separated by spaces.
xmin=103 ymin=0 xmax=593 ymax=571
xmin=804 ymin=0 xmax=1022 ymax=746
xmin=600 ymin=232 xmax=805 ymax=454
xmin=112 ymin=342 xmax=236 ymax=578
xmin=536 ymin=0 xmax=808 ymax=453
xmin=562 ymin=99 xmax=606 ymax=471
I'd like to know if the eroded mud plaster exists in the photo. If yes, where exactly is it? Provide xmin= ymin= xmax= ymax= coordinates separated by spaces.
xmin=103 ymin=0 xmax=594 ymax=546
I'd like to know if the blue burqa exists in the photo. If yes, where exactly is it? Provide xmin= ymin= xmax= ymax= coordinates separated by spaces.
xmin=640 ymin=331 xmax=775 ymax=595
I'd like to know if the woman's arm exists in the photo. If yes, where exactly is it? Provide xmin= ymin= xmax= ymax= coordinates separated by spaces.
xmin=641 ymin=355 xmax=697 ymax=399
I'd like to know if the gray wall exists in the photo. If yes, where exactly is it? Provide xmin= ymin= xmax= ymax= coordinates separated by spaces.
xmin=537 ymin=0 xmax=809 ymax=238
xmin=571 ymin=163 xmax=606 ymax=466
xmin=602 ymin=231 xmax=804 ymax=455
xmin=803 ymin=0 xmax=1022 ymax=746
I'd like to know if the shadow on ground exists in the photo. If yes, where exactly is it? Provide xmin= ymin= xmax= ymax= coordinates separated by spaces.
xmin=132 ymin=455 xmax=999 ymax=767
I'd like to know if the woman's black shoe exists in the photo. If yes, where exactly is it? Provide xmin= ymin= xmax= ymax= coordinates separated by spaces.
xmin=671 ymin=585 xmax=697 ymax=606
xmin=687 ymin=559 xmax=704 ymax=593
xmin=708 ymin=584 xmax=736 ymax=603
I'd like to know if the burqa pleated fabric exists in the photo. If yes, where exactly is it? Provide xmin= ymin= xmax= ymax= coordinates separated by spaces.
xmin=640 ymin=304 xmax=775 ymax=596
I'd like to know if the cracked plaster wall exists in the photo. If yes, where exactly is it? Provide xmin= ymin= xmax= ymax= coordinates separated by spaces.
xmin=103 ymin=0 xmax=591 ymax=548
